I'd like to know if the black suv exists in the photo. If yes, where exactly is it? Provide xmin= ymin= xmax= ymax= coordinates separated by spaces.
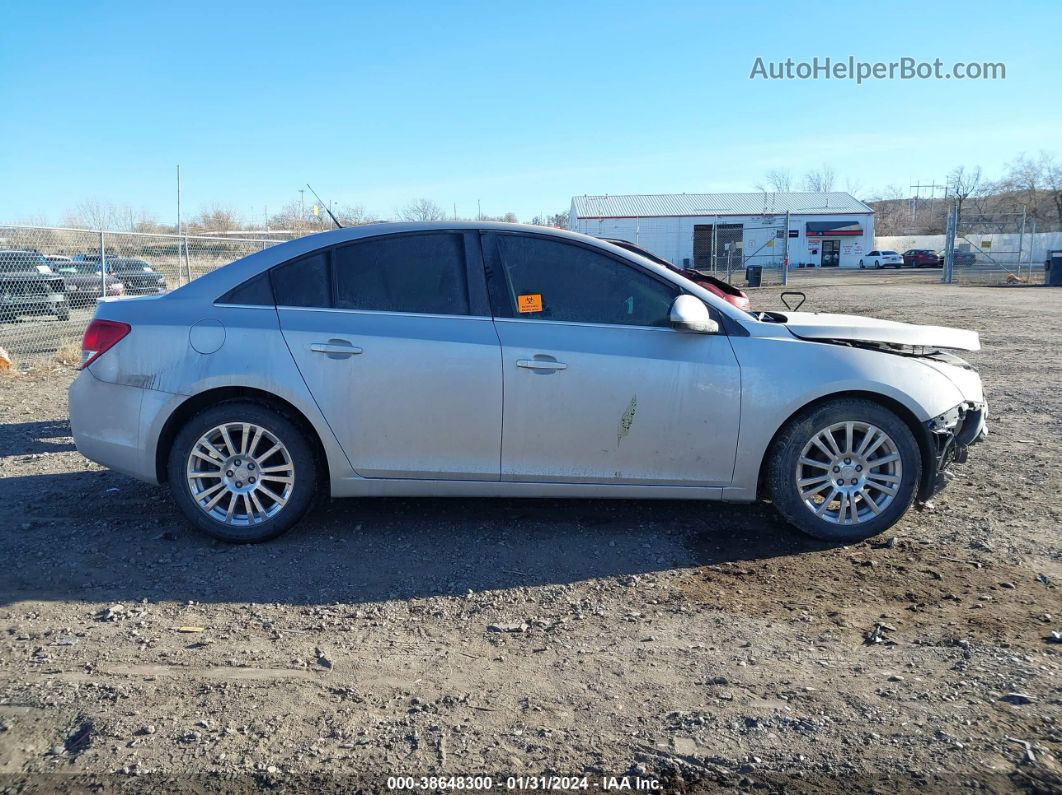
xmin=0 ymin=250 xmax=70 ymax=322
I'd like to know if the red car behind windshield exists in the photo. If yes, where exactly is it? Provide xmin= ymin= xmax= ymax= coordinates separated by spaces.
xmin=601 ymin=238 xmax=752 ymax=311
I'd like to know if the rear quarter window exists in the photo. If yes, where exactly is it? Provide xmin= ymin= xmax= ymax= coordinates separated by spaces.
xmin=217 ymin=271 xmax=274 ymax=306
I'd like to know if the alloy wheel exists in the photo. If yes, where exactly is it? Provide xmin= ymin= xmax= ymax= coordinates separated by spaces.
xmin=794 ymin=420 xmax=903 ymax=526
xmin=185 ymin=422 xmax=295 ymax=526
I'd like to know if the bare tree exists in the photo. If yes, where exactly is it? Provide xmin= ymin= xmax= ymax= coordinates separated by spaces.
xmin=530 ymin=211 xmax=570 ymax=229
xmin=802 ymin=164 xmax=836 ymax=193
xmin=187 ymin=204 xmax=241 ymax=234
xmin=946 ymin=165 xmax=983 ymax=225
xmin=995 ymin=151 xmax=1062 ymax=230
xmin=62 ymin=199 xmax=164 ymax=232
xmin=335 ymin=204 xmax=379 ymax=226
xmin=268 ymin=200 xmax=306 ymax=231
xmin=1046 ymin=154 xmax=1062 ymax=230
xmin=865 ymin=185 xmax=908 ymax=236
xmin=755 ymin=168 xmax=793 ymax=193
xmin=398 ymin=198 xmax=448 ymax=222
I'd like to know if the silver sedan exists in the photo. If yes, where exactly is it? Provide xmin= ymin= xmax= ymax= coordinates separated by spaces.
xmin=69 ymin=223 xmax=986 ymax=543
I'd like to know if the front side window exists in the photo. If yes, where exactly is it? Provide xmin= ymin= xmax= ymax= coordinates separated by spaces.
xmin=333 ymin=233 xmax=469 ymax=315
xmin=494 ymin=235 xmax=678 ymax=327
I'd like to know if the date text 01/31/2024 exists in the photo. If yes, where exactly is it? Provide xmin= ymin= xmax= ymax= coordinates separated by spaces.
xmin=385 ymin=775 xmax=662 ymax=791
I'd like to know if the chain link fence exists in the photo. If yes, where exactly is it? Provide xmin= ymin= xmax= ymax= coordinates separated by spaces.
xmin=0 ymin=225 xmax=282 ymax=365
xmin=942 ymin=209 xmax=1046 ymax=285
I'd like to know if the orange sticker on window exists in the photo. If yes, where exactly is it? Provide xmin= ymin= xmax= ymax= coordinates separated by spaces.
xmin=517 ymin=294 xmax=543 ymax=313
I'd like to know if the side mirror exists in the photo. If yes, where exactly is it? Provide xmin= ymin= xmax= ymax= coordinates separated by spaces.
xmin=669 ymin=295 xmax=719 ymax=334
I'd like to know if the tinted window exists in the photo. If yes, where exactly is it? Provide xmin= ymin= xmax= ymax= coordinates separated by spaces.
xmin=218 ymin=271 xmax=274 ymax=305
xmin=495 ymin=235 xmax=678 ymax=327
xmin=333 ymin=233 xmax=469 ymax=315
xmin=271 ymin=252 xmax=331 ymax=307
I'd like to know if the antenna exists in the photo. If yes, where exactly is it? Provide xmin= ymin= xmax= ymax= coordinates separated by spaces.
xmin=306 ymin=183 xmax=343 ymax=228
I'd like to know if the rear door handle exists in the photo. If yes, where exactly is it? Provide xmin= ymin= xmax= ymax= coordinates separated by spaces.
xmin=516 ymin=358 xmax=567 ymax=371
xmin=310 ymin=341 xmax=363 ymax=357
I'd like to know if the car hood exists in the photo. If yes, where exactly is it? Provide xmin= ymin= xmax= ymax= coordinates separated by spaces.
xmin=780 ymin=312 xmax=980 ymax=351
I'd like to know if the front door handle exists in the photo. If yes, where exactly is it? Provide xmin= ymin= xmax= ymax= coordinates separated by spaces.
xmin=310 ymin=340 xmax=363 ymax=357
xmin=516 ymin=358 xmax=567 ymax=371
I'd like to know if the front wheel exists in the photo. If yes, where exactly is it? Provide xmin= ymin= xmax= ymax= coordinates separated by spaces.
xmin=167 ymin=401 xmax=317 ymax=542
xmin=766 ymin=398 xmax=922 ymax=541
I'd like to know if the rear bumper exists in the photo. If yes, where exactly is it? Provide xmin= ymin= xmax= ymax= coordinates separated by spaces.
xmin=918 ymin=402 xmax=987 ymax=500
xmin=69 ymin=370 xmax=162 ymax=484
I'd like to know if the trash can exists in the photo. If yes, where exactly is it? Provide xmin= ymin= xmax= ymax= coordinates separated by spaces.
xmin=745 ymin=265 xmax=762 ymax=287
xmin=1047 ymin=251 xmax=1062 ymax=286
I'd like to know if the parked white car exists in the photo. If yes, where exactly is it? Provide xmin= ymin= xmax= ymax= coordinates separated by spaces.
xmin=69 ymin=223 xmax=986 ymax=544
xmin=859 ymin=250 xmax=905 ymax=268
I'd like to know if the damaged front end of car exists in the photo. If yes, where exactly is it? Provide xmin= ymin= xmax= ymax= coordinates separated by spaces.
xmin=919 ymin=400 xmax=988 ymax=500
xmin=801 ymin=337 xmax=988 ymax=503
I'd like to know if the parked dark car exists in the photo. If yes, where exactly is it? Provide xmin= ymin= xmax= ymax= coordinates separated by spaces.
xmin=902 ymin=249 xmax=941 ymax=268
xmin=44 ymin=256 xmax=125 ymax=306
xmin=600 ymin=238 xmax=752 ymax=310
xmin=938 ymin=249 xmax=977 ymax=267
xmin=0 ymin=250 xmax=70 ymax=322
xmin=73 ymin=255 xmax=168 ymax=294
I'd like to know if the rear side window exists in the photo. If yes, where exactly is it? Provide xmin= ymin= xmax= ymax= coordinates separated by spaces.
xmin=271 ymin=252 xmax=330 ymax=307
xmin=494 ymin=235 xmax=678 ymax=327
xmin=333 ymin=233 xmax=469 ymax=315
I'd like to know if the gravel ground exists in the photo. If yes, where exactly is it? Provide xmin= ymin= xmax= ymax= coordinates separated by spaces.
xmin=0 ymin=282 xmax=1059 ymax=793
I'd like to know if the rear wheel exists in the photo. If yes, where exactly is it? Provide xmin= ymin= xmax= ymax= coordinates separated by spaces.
xmin=167 ymin=401 xmax=317 ymax=542
xmin=766 ymin=398 xmax=921 ymax=541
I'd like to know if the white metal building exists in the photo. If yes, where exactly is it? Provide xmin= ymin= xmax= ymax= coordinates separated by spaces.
xmin=569 ymin=192 xmax=875 ymax=270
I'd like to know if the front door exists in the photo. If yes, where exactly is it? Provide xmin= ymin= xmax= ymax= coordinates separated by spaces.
xmin=276 ymin=231 xmax=503 ymax=480
xmin=484 ymin=232 xmax=741 ymax=486
xmin=821 ymin=239 xmax=840 ymax=267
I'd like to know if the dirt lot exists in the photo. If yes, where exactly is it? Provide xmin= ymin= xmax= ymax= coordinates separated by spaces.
xmin=0 ymin=282 xmax=1059 ymax=793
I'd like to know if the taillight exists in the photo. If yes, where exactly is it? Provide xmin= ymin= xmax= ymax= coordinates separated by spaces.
xmin=81 ymin=319 xmax=130 ymax=369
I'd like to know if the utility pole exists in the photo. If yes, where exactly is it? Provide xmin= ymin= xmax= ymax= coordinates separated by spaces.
xmin=176 ymin=164 xmax=181 ymax=238
xmin=477 ymin=199 xmax=482 ymax=221
xmin=910 ymin=180 xmax=946 ymax=234
xmin=782 ymin=210 xmax=790 ymax=287
xmin=943 ymin=204 xmax=957 ymax=284
xmin=176 ymin=164 xmax=185 ymax=284
xmin=1017 ymin=206 xmax=1027 ymax=280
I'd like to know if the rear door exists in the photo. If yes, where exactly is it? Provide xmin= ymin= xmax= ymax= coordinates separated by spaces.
xmin=275 ymin=231 xmax=503 ymax=480
xmin=483 ymin=232 xmax=741 ymax=486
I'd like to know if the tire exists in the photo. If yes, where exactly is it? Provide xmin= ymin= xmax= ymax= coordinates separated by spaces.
xmin=874 ymin=260 xmax=881 ymax=269
xmin=765 ymin=398 xmax=922 ymax=541
xmin=55 ymin=305 xmax=70 ymax=321
xmin=859 ymin=260 xmax=865 ymax=269
xmin=167 ymin=401 xmax=317 ymax=543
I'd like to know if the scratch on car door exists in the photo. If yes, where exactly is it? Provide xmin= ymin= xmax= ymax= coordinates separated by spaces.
xmin=617 ymin=395 xmax=637 ymax=446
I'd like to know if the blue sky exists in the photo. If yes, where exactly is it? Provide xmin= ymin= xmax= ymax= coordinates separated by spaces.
xmin=1 ymin=0 xmax=1059 ymax=225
